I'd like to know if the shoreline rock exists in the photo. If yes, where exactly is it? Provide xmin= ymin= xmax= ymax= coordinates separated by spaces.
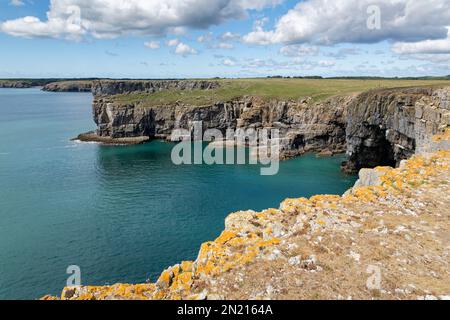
xmin=43 ymin=130 xmax=450 ymax=300
xmin=74 ymin=131 xmax=150 ymax=145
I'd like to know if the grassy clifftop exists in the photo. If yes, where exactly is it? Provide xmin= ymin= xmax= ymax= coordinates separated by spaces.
xmin=110 ymin=78 xmax=450 ymax=106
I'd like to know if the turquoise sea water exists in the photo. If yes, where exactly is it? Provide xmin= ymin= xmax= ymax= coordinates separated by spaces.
xmin=0 ymin=88 xmax=357 ymax=299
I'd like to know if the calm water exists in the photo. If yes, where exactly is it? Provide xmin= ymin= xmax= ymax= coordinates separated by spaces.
xmin=0 ymin=88 xmax=357 ymax=299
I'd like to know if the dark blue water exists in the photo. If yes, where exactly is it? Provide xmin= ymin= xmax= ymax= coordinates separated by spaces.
xmin=0 ymin=88 xmax=357 ymax=299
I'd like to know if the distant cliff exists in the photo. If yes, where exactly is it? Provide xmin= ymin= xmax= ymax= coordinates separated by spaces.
xmin=0 ymin=80 xmax=32 ymax=88
xmin=92 ymin=79 xmax=219 ymax=96
xmin=42 ymin=81 xmax=92 ymax=92
xmin=80 ymin=81 xmax=449 ymax=171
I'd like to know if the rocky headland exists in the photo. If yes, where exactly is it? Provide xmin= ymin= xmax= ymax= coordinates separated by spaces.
xmin=43 ymin=80 xmax=449 ymax=300
xmin=0 ymin=80 xmax=32 ymax=88
xmin=42 ymin=81 xmax=93 ymax=92
xmin=80 ymin=80 xmax=449 ymax=172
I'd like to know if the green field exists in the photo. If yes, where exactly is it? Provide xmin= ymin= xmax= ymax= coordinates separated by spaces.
xmin=112 ymin=78 xmax=450 ymax=106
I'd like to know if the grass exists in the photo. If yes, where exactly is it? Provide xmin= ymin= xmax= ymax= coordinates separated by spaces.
xmin=111 ymin=78 xmax=450 ymax=106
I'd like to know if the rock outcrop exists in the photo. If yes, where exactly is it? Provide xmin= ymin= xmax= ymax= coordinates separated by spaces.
xmin=84 ymin=81 xmax=449 ymax=168
xmin=0 ymin=81 xmax=32 ymax=88
xmin=342 ymin=87 xmax=450 ymax=172
xmin=42 ymin=81 xmax=92 ymax=92
xmin=92 ymin=79 xmax=219 ymax=96
xmin=42 ymin=82 xmax=450 ymax=300
xmin=43 ymin=130 xmax=450 ymax=300
xmin=86 ymin=80 xmax=351 ymax=157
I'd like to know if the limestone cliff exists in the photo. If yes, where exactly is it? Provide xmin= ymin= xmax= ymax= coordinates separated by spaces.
xmin=92 ymin=79 xmax=219 ymax=96
xmin=343 ymin=87 xmax=450 ymax=172
xmin=42 ymin=81 xmax=92 ymax=92
xmin=44 ymin=130 xmax=450 ymax=300
xmin=0 ymin=81 xmax=32 ymax=88
xmin=85 ymin=80 xmax=351 ymax=158
xmin=83 ymin=82 xmax=449 ymax=169
xmin=42 ymin=84 xmax=450 ymax=300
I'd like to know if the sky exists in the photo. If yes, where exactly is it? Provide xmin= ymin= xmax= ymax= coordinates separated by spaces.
xmin=0 ymin=0 xmax=449 ymax=79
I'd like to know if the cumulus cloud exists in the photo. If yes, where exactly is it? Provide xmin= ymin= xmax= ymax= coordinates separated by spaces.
xmin=1 ymin=0 xmax=283 ymax=40
xmin=392 ymin=29 xmax=450 ymax=54
xmin=167 ymin=39 xmax=180 ymax=47
xmin=197 ymin=33 xmax=213 ymax=43
xmin=243 ymin=0 xmax=450 ymax=45
xmin=279 ymin=45 xmax=319 ymax=57
xmin=404 ymin=54 xmax=450 ymax=63
xmin=174 ymin=42 xmax=197 ymax=56
xmin=214 ymin=42 xmax=234 ymax=49
xmin=220 ymin=31 xmax=241 ymax=41
xmin=222 ymin=58 xmax=237 ymax=66
xmin=144 ymin=41 xmax=160 ymax=49
xmin=10 ymin=0 xmax=25 ymax=6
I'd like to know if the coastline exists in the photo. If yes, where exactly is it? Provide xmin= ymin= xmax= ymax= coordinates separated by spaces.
xmin=43 ymin=131 xmax=450 ymax=300
xmin=73 ymin=131 xmax=150 ymax=145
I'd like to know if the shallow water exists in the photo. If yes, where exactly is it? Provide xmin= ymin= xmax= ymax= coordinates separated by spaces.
xmin=0 ymin=88 xmax=357 ymax=299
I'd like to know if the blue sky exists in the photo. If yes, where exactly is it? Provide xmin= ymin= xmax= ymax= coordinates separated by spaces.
xmin=0 ymin=0 xmax=449 ymax=78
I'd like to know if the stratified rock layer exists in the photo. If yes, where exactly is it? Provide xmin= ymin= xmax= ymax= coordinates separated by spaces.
xmin=87 ymin=82 xmax=450 ymax=168
xmin=343 ymin=87 xmax=450 ymax=172
xmin=42 ymin=81 xmax=92 ymax=92
xmin=43 ymin=130 xmax=450 ymax=300
xmin=91 ymin=89 xmax=351 ymax=158
xmin=0 ymin=81 xmax=32 ymax=88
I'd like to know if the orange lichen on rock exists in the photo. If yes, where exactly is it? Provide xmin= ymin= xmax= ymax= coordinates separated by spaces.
xmin=45 ymin=132 xmax=450 ymax=300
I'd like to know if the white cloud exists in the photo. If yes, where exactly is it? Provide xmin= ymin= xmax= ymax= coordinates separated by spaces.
xmin=222 ymin=58 xmax=237 ymax=66
xmin=214 ymin=42 xmax=234 ymax=49
xmin=197 ymin=33 xmax=213 ymax=43
xmin=167 ymin=39 xmax=180 ymax=47
xmin=220 ymin=31 xmax=241 ymax=41
xmin=1 ymin=0 xmax=284 ymax=39
xmin=393 ymin=29 xmax=450 ymax=54
xmin=243 ymin=0 xmax=450 ymax=45
xmin=144 ymin=41 xmax=160 ymax=49
xmin=400 ymin=54 xmax=450 ymax=63
xmin=317 ymin=60 xmax=336 ymax=67
xmin=10 ymin=0 xmax=25 ymax=6
xmin=279 ymin=45 xmax=319 ymax=57
xmin=174 ymin=42 xmax=197 ymax=56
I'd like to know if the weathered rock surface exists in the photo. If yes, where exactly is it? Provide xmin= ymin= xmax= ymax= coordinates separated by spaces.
xmin=43 ymin=130 xmax=450 ymax=300
xmin=85 ymin=81 xmax=450 ymax=168
xmin=343 ymin=87 xmax=450 ymax=172
xmin=90 ymin=82 xmax=351 ymax=158
xmin=0 ymin=81 xmax=32 ymax=88
xmin=42 ymin=81 xmax=92 ymax=92
xmin=92 ymin=79 xmax=219 ymax=96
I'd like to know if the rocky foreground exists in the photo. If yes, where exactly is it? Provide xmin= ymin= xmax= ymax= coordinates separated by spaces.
xmin=43 ymin=129 xmax=450 ymax=300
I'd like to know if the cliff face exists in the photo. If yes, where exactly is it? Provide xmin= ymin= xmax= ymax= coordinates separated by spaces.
xmin=42 ymin=81 xmax=92 ymax=92
xmin=0 ymin=81 xmax=32 ymax=88
xmin=86 ymin=82 xmax=449 ymax=168
xmin=42 ymin=84 xmax=450 ymax=300
xmin=89 ymin=80 xmax=350 ymax=157
xmin=343 ymin=87 xmax=450 ymax=172
xmin=92 ymin=80 xmax=219 ymax=96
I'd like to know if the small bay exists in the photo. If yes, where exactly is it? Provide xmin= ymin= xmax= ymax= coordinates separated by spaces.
xmin=0 ymin=88 xmax=356 ymax=299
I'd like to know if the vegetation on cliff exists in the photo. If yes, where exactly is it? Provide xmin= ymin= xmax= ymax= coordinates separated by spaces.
xmin=109 ymin=78 xmax=450 ymax=106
